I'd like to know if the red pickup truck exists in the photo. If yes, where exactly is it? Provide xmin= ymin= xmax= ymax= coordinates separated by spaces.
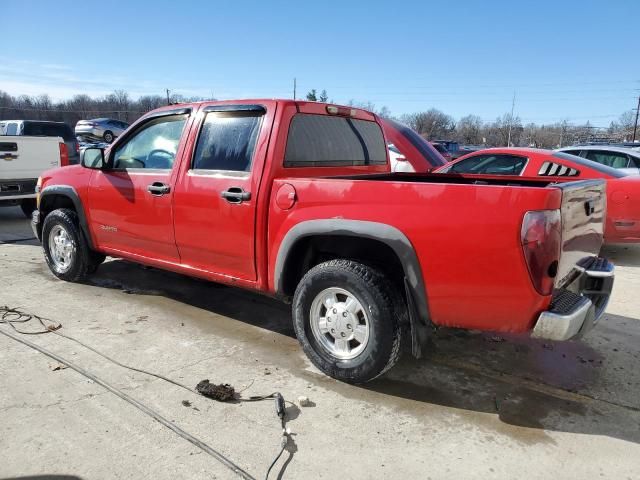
xmin=32 ymin=100 xmax=614 ymax=383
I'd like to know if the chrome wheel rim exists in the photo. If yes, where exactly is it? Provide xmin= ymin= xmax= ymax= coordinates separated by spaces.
xmin=48 ymin=225 xmax=75 ymax=273
xmin=309 ymin=287 xmax=370 ymax=360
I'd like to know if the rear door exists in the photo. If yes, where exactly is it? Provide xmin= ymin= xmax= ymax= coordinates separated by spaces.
xmin=173 ymin=103 xmax=274 ymax=281
xmin=87 ymin=110 xmax=190 ymax=262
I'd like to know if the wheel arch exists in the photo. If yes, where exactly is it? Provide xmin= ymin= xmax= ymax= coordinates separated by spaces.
xmin=39 ymin=185 xmax=95 ymax=249
xmin=274 ymin=219 xmax=431 ymax=356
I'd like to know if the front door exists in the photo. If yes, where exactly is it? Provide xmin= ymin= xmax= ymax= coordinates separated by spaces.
xmin=88 ymin=112 xmax=189 ymax=263
xmin=173 ymin=105 xmax=269 ymax=281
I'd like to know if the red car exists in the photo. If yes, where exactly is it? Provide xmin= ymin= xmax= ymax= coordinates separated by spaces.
xmin=435 ymin=148 xmax=640 ymax=244
xmin=32 ymin=102 xmax=613 ymax=383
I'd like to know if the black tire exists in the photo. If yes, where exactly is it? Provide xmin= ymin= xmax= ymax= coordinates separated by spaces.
xmin=42 ymin=208 xmax=102 ymax=281
xmin=103 ymin=130 xmax=114 ymax=143
xmin=292 ymin=259 xmax=402 ymax=384
xmin=20 ymin=199 xmax=37 ymax=218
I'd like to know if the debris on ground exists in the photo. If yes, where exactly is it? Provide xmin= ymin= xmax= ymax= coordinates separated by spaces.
xmin=181 ymin=400 xmax=192 ymax=407
xmin=486 ymin=335 xmax=505 ymax=343
xmin=297 ymin=396 xmax=313 ymax=407
xmin=48 ymin=362 xmax=68 ymax=371
xmin=195 ymin=379 xmax=235 ymax=401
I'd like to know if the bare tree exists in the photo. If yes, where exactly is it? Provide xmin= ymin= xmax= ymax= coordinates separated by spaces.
xmin=400 ymin=109 xmax=454 ymax=140
xmin=456 ymin=115 xmax=483 ymax=144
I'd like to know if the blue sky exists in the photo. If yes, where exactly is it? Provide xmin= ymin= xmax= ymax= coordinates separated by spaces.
xmin=2 ymin=0 xmax=638 ymax=125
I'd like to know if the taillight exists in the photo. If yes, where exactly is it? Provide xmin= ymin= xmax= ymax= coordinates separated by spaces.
xmin=59 ymin=142 xmax=69 ymax=167
xmin=521 ymin=209 xmax=561 ymax=296
xmin=75 ymin=143 xmax=80 ymax=154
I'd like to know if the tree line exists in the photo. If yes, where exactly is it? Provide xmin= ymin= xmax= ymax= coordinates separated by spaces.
xmin=1 ymin=87 xmax=636 ymax=149
xmin=0 ymin=90 xmax=209 ymax=129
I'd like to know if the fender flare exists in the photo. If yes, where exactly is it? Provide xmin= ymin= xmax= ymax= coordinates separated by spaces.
xmin=39 ymin=185 xmax=95 ymax=250
xmin=274 ymin=219 xmax=431 ymax=356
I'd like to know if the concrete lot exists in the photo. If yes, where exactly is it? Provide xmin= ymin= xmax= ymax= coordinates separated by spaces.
xmin=1 ymin=205 xmax=639 ymax=480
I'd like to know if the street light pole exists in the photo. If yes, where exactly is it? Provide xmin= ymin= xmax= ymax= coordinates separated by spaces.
xmin=507 ymin=91 xmax=516 ymax=147
xmin=633 ymin=94 xmax=640 ymax=142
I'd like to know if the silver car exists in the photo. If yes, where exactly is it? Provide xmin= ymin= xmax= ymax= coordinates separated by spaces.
xmin=557 ymin=145 xmax=640 ymax=176
xmin=75 ymin=118 xmax=129 ymax=143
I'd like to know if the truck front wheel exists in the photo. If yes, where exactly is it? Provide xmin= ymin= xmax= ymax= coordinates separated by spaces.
xmin=292 ymin=259 xmax=402 ymax=383
xmin=42 ymin=208 xmax=103 ymax=281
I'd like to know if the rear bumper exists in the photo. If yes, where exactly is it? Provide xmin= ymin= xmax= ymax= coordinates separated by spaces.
xmin=532 ymin=257 xmax=614 ymax=341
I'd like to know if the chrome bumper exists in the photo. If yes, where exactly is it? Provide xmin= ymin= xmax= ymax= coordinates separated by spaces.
xmin=532 ymin=257 xmax=614 ymax=341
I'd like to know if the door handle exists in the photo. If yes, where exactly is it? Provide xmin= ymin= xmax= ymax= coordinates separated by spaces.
xmin=221 ymin=187 xmax=251 ymax=203
xmin=147 ymin=182 xmax=171 ymax=196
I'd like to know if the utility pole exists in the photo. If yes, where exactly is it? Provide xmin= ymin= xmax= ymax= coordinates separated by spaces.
xmin=293 ymin=78 xmax=297 ymax=100
xmin=166 ymin=89 xmax=171 ymax=105
xmin=633 ymin=94 xmax=640 ymax=142
xmin=507 ymin=91 xmax=516 ymax=147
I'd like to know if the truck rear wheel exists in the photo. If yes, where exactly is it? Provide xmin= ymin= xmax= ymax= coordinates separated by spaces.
xmin=292 ymin=259 xmax=402 ymax=384
xmin=42 ymin=208 xmax=103 ymax=281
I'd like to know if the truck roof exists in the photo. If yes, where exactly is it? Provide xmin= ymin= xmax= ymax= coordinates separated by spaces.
xmin=160 ymin=99 xmax=377 ymax=118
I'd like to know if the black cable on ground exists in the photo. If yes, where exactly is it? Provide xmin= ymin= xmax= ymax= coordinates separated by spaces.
xmin=0 ymin=325 xmax=257 ymax=480
xmin=0 ymin=306 xmax=292 ymax=479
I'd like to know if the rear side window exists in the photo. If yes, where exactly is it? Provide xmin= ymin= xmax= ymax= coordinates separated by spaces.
xmin=449 ymin=154 xmax=527 ymax=175
xmin=584 ymin=150 xmax=630 ymax=169
xmin=562 ymin=149 xmax=582 ymax=157
xmin=284 ymin=114 xmax=386 ymax=167
xmin=5 ymin=123 xmax=18 ymax=135
xmin=552 ymin=152 xmax=626 ymax=178
xmin=192 ymin=111 xmax=263 ymax=172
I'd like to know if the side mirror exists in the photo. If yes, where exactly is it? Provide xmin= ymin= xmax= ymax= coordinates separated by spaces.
xmin=81 ymin=147 xmax=106 ymax=169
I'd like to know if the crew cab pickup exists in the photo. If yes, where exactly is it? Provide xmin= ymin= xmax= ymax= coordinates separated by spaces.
xmin=31 ymin=100 xmax=615 ymax=383
xmin=1 ymin=136 xmax=69 ymax=217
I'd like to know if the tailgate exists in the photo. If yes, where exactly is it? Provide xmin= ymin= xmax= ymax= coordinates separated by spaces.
xmin=0 ymin=137 xmax=60 ymax=179
xmin=555 ymin=179 xmax=607 ymax=287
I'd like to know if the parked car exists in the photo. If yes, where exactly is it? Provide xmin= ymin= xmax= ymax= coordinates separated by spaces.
xmin=557 ymin=145 xmax=640 ymax=176
xmin=436 ymin=147 xmax=640 ymax=244
xmin=431 ymin=142 xmax=452 ymax=162
xmin=32 ymin=100 xmax=613 ymax=383
xmin=0 ymin=135 xmax=70 ymax=217
xmin=380 ymin=118 xmax=446 ymax=171
xmin=387 ymin=143 xmax=414 ymax=172
xmin=0 ymin=120 xmax=79 ymax=165
xmin=75 ymin=118 xmax=129 ymax=143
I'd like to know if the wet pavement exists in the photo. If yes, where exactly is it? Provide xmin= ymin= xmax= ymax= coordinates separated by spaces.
xmin=1 ymin=205 xmax=639 ymax=479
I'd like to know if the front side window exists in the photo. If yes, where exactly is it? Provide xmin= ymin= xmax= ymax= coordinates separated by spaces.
xmin=585 ymin=150 xmax=630 ymax=169
xmin=5 ymin=123 xmax=18 ymax=135
xmin=284 ymin=114 xmax=387 ymax=167
xmin=449 ymin=154 xmax=527 ymax=175
xmin=192 ymin=111 xmax=263 ymax=172
xmin=112 ymin=115 xmax=186 ymax=169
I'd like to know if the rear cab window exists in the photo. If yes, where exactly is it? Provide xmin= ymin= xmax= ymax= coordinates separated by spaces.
xmin=284 ymin=114 xmax=387 ymax=167
xmin=23 ymin=122 xmax=74 ymax=141
xmin=4 ymin=123 xmax=18 ymax=135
